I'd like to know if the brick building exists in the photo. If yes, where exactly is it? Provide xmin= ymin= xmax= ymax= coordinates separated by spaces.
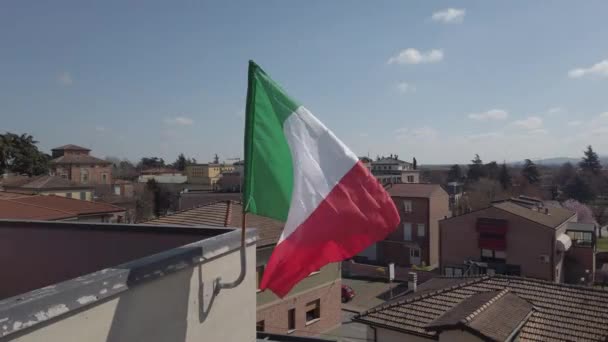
xmin=439 ymin=197 xmax=594 ymax=284
xmin=49 ymin=144 xmax=112 ymax=185
xmin=359 ymin=183 xmax=449 ymax=268
xmin=145 ymin=201 xmax=341 ymax=338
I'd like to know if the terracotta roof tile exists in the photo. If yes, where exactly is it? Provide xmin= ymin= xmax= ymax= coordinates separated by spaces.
xmin=0 ymin=195 xmax=125 ymax=220
xmin=51 ymin=144 xmax=90 ymax=151
xmin=355 ymin=275 xmax=608 ymax=341
xmin=492 ymin=201 xmax=575 ymax=229
xmin=50 ymin=154 xmax=110 ymax=165
xmin=3 ymin=175 xmax=89 ymax=190
xmin=144 ymin=200 xmax=283 ymax=247
xmin=386 ymin=183 xmax=446 ymax=198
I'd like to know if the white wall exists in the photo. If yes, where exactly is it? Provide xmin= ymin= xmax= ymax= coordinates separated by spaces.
xmin=10 ymin=244 xmax=256 ymax=342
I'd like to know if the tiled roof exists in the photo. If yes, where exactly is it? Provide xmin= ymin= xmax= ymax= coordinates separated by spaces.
xmin=0 ymin=195 xmax=125 ymax=220
xmin=50 ymin=154 xmax=110 ymax=165
xmin=427 ymin=289 xmax=534 ymax=341
xmin=355 ymin=275 xmax=608 ymax=341
xmin=51 ymin=144 xmax=90 ymax=151
xmin=492 ymin=201 xmax=575 ymax=229
xmin=0 ymin=191 xmax=32 ymax=200
xmin=144 ymin=200 xmax=283 ymax=247
xmin=386 ymin=183 xmax=446 ymax=198
xmin=3 ymin=175 xmax=89 ymax=190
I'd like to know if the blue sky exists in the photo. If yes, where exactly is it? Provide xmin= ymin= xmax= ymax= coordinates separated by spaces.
xmin=1 ymin=1 xmax=607 ymax=164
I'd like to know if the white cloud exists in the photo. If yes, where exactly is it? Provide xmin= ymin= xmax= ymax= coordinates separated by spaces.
xmin=528 ymin=128 xmax=548 ymax=135
xmin=467 ymin=132 xmax=503 ymax=141
xmin=568 ymin=59 xmax=608 ymax=78
xmin=95 ymin=126 xmax=105 ymax=132
xmin=395 ymin=126 xmax=438 ymax=140
xmin=513 ymin=116 xmax=543 ymax=130
xmin=467 ymin=109 xmax=508 ymax=121
xmin=388 ymin=48 xmax=444 ymax=65
xmin=546 ymin=107 xmax=564 ymax=115
xmin=599 ymin=112 xmax=608 ymax=118
xmin=431 ymin=8 xmax=466 ymax=24
xmin=57 ymin=72 xmax=73 ymax=86
xmin=396 ymin=82 xmax=416 ymax=93
xmin=164 ymin=116 xmax=194 ymax=126
xmin=567 ymin=121 xmax=582 ymax=127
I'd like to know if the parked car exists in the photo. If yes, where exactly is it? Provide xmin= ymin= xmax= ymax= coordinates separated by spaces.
xmin=341 ymin=284 xmax=355 ymax=303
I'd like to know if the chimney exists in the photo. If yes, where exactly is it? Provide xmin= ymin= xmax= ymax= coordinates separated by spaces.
xmin=224 ymin=200 xmax=232 ymax=227
xmin=408 ymin=272 xmax=417 ymax=292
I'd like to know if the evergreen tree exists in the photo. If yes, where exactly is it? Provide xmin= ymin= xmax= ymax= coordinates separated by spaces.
xmin=580 ymin=145 xmax=602 ymax=175
xmin=498 ymin=162 xmax=512 ymax=190
xmin=467 ymin=154 xmax=486 ymax=181
xmin=485 ymin=161 xmax=499 ymax=180
xmin=521 ymin=159 xmax=540 ymax=184
xmin=0 ymin=132 xmax=49 ymax=176
xmin=563 ymin=175 xmax=595 ymax=203
xmin=173 ymin=153 xmax=187 ymax=171
xmin=413 ymin=157 xmax=417 ymax=170
xmin=447 ymin=164 xmax=462 ymax=182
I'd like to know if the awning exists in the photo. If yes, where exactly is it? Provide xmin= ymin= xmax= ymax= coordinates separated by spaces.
xmin=556 ymin=233 xmax=572 ymax=252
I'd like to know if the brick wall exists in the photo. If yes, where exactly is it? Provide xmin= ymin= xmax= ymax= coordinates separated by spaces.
xmin=440 ymin=206 xmax=555 ymax=281
xmin=379 ymin=197 xmax=430 ymax=266
xmin=256 ymin=280 xmax=341 ymax=338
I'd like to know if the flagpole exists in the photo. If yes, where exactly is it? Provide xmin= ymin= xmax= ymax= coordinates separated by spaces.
xmin=241 ymin=207 xmax=247 ymax=248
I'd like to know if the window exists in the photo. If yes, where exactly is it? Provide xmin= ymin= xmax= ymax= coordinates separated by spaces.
xmin=256 ymin=320 xmax=265 ymax=332
xmin=80 ymin=169 xmax=89 ymax=184
xmin=288 ymin=308 xmax=296 ymax=332
xmin=305 ymin=299 xmax=320 ymax=324
xmin=454 ymin=268 xmax=463 ymax=276
xmin=114 ymin=185 xmax=121 ymax=195
xmin=79 ymin=192 xmax=86 ymax=200
xmin=410 ymin=247 xmax=420 ymax=258
xmin=101 ymin=173 xmax=108 ymax=184
xmin=417 ymin=224 xmax=426 ymax=238
xmin=407 ymin=175 xmax=414 ymax=183
xmin=256 ymin=265 xmax=265 ymax=290
xmin=481 ymin=249 xmax=506 ymax=262
xmin=444 ymin=267 xmax=453 ymax=277
xmin=403 ymin=200 xmax=412 ymax=213
xmin=403 ymin=223 xmax=412 ymax=240
xmin=65 ymin=192 xmax=72 ymax=199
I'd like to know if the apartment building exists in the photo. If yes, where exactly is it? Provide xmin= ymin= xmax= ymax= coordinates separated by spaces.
xmin=439 ymin=197 xmax=592 ymax=283
xmin=371 ymin=155 xmax=420 ymax=185
xmin=145 ymin=201 xmax=341 ymax=338
xmin=185 ymin=163 xmax=235 ymax=187
xmin=49 ymin=144 xmax=112 ymax=185
xmin=359 ymin=184 xmax=449 ymax=268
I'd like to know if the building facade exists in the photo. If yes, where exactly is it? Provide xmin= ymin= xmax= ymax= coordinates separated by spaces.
xmin=439 ymin=198 xmax=585 ymax=283
xmin=49 ymin=144 xmax=112 ymax=185
xmin=185 ymin=163 xmax=235 ymax=187
xmin=371 ymin=155 xmax=419 ymax=185
xmin=359 ymin=184 xmax=449 ymax=268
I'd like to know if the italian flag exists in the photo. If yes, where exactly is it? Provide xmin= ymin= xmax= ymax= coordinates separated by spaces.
xmin=243 ymin=61 xmax=399 ymax=297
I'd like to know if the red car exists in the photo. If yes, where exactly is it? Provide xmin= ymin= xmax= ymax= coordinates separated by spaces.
xmin=341 ymin=285 xmax=355 ymax=303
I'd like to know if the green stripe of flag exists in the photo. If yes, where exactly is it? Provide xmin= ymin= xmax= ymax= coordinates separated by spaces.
xmin=243 ymin=61 xmax=299 ymax=221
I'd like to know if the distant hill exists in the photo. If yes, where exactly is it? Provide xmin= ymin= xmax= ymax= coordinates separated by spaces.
xmin=422 ymin=156 xmax=608 ymax=168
